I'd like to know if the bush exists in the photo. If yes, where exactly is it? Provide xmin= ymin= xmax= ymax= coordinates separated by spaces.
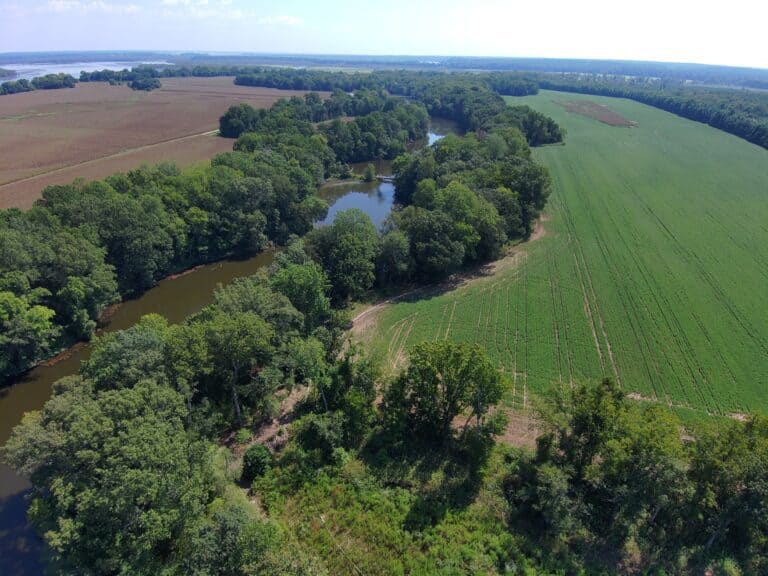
xmin=235 ymin=428 xmax=251 ymax=444
xmin=129 ymin=77 xmax=161 ymax=91
xmin=242 ymin=444 xmax=273 ymax=482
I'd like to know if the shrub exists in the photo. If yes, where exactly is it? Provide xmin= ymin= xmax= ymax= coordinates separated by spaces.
xmin=235 ymin=428 xmax=251 ymax=444
xmin=242 ymin=444 xmax=273 ymax=483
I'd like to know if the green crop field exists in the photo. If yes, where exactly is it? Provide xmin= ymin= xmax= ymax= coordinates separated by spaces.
xmin=363 ymin=90 xmax=768 ymax=417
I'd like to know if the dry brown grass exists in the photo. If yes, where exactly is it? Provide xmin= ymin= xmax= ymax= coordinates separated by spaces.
xmin=0 ymin=77 xmax=326 ymax=208
xmin=556 ymin=99 xmax=636 ymax=127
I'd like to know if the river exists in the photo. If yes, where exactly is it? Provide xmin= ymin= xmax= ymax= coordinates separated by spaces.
xmin=0 ymin=119 xmax=458 ymax=573
xmin=1 ymin=61 xmax=173 ymax=82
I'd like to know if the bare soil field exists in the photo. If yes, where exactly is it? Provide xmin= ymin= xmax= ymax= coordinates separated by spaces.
xmin=556 ymin=99 xmax=636 ymax=126
xmin=0 ymin=77 xmax=323 ymax=208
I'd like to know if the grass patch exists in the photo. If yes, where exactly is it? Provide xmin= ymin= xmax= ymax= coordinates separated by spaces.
xmin=256 ymin=445 xmax=536 ymax=575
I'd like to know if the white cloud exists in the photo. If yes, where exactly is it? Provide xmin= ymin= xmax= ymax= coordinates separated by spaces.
xmin=155 ymin=1 xmax=302 ymax=24
xmin=258 ymin=15 xmax=302 ymax=26
xmin=44 ymin=0 xmax=76 ymax=10
xmin=42 ymin=0 xmax=141 ymax=14
xmin=0 ymin=2 xmax=27 ymax=16
xmin=161 ymin=0 xmax=223 ymax=7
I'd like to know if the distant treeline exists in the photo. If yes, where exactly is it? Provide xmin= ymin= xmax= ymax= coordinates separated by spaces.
xmin=79 ymin=64 xmax=260 ymax=83
xmin=0 ymin=73 xmax=77 ymax=95
xmin=0 ymin=67 xmax=14 ymax=78
xmin=234 ymin=68 xmax=539 ymax=98
xmin=164 ymin=51 xmax=768 ymax=87
xmin=0 ymin=70 xmax=158 ymax=95
xmin=5 ymin=51 xmax=768 ymax=85
xmin=233 ymin=67 xmax=768 ymax=150
xmin=12 ymin=63 xmax=767 ymax=149
xmin=79 ymin=66 xmax=169 ymax=91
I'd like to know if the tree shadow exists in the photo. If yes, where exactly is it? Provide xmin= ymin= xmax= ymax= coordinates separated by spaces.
xmin=360 ymin=248 xmax=516 ymax=315
xmin=362 ymin=428 xmax=494 ymax=531
xmin=401 ymin=455 xmax=486 ymax=531
xmin=0 ymin=490 xmax=50 ymax=576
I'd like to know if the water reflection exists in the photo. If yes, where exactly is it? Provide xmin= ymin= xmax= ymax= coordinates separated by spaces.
xmin=318 ymin=181 xmax=395 ymax=230
xmin=0 ymin=491 xmax=48 ymax=576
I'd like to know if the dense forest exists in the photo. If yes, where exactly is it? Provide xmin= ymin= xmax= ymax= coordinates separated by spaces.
xmin=3 ymin=62 xmax=768 ymax=575
xmin=1 ymin=71 xmax=560 ymax=382
xmin=218 ymin=78 xmax=560 ymax=302
xmin=233 ymin=67 xmax=768 ymax=149
xmin=0 ymin=88 xmax=352 ymax=383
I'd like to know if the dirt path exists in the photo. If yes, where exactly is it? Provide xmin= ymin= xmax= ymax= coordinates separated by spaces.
xmin=2 ymin=128 xmax=219 ymax=186
xmin=252 ymin=385 xmax=308 ymax=450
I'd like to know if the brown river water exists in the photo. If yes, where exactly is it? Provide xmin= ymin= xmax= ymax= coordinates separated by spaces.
xmin=0 ymin=251 xmax=276 ymax=573
xmin=0 ymin=120 xmax=458 ymax=573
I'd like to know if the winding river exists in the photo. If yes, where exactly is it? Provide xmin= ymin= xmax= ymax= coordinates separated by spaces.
xmin=0 ymin=118 xmax=458 ymax=573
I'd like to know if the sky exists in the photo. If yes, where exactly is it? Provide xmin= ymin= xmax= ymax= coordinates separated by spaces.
xmin=0 ymin=0 xmax=766 ymax=69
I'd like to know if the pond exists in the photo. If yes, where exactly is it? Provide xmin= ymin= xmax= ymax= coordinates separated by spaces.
xmin=315 ymin=117 xmax=460 ymax=230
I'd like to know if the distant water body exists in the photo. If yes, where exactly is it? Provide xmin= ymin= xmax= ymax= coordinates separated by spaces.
xmin=1 ymin=61 xmax=171 ymax=81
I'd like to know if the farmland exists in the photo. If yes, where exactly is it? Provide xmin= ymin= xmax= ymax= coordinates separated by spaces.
xmin=0 ymin=77 xmax=323 ymax=208
xmin=361 ymin=90 xmax=768 ymax=417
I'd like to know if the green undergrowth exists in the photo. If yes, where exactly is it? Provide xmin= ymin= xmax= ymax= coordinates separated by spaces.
xmin=255 ymin=444 xmax=558 ymax=576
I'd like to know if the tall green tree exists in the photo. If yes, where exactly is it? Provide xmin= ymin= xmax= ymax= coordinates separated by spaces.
xmin=3 ymin=377 xmax=215 ymax=575
xmin=688 ymin=415 xmax=768 ymax=571
xmin=270 ymin=262 xmax=331 ymax=334
xmin=307 ymin=209 xmax=380 ymax=301
xmin=384 ymin=341 xmax=506 ymax=441
xmin=202 ymin=310 xmax=274 ymax=424
xmin=0 ymin=290 xmax=59 ymax=380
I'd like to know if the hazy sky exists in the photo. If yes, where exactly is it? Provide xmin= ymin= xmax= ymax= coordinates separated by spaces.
xmin=1 ymin=0 xmax=766 ymax=69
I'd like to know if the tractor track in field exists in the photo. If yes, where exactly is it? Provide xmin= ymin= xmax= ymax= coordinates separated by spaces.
xmin=620 ymin=182 xmax=756 ymax=411
xmin=349 ymin=218 xmax=547 ymax=377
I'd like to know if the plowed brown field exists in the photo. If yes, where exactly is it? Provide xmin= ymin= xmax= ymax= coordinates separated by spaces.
xmin=556 ymin=99 xmax=635 ymax=126
xmin=0 ymin=77 xmax=324 ymax=208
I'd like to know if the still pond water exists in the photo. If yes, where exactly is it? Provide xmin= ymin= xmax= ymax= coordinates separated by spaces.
xmin=0 ymin=119 xmax=458 ymax=574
